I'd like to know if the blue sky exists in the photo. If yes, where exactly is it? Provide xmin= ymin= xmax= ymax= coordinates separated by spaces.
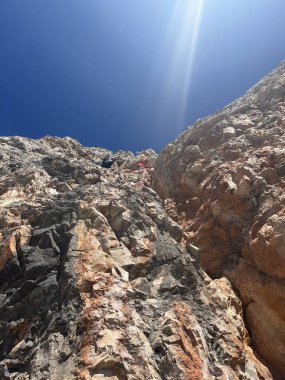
xmin=0 ymin=0 xmax=285 ymax=152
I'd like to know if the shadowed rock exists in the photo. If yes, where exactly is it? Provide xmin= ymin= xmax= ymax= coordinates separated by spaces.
xmin=1 ymin=63 xmax=285 ymax=378
xmin=153 ymin=61 xmax=285 ymax=379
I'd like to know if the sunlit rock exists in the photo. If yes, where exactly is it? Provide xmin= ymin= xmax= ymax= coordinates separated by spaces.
xmin=153 ymin=61 xmax=285 ymax=378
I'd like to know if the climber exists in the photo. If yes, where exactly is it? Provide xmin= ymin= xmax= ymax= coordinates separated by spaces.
xmin=137 ymin=162 xmax=145 ymax=171
xmin=101 ymin=155 xmax=115 ymax=168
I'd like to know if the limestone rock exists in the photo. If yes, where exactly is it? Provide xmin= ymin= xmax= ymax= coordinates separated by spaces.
xmin=153 ymin=61 xmax=285 ymax=378
xmin=0 ymin=133 xmax=272 ymax=379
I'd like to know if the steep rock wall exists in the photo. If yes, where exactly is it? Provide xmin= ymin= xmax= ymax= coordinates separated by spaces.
xmin=152 ymin=62 xmax=285 ymax=377
xmin=0 ymin=136 xmax=272 ymax=379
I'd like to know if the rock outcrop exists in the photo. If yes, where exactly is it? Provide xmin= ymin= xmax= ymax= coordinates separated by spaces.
xmin=0 ymin=135 xmax=274 ymax=379
xmin=153 ymin=61 xmax=285 ymax=378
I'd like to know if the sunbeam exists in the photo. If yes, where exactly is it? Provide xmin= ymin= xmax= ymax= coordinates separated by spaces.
xmin=150 ymin=0 xmax=205 ymax=133
xmin=179 ymin=0 xmax=205 ymax=123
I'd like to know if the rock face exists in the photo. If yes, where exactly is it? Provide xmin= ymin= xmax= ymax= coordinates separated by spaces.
xmin=153 ymin=61 xmax=285 ymax=378
xmin=0 ymin=135 xmax=273 ymax=380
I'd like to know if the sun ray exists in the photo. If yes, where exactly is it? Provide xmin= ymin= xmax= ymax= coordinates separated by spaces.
xmin=179 ymin=0 xmax=205 ymax=123
xmin=148 ymin=0 xmax=205 ymax=134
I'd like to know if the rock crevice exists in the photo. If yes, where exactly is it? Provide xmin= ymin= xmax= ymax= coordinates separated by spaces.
xmin=1 ymin=63 xmax=285 ymax=379
xmin=153 ymin=61 xmax=285 ymax=379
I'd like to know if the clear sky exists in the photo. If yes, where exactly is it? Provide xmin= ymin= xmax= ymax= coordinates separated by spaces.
xmin=0 ymin=0 xmax=285 ymax=152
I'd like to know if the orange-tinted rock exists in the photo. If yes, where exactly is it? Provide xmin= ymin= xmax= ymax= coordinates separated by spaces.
xmin=0 ymin=225 xmax=31 ymax=270
xmin=153 ymin=61 xmax=285 ymax=377
xmin=2 ymin=61 xmax=285 ymax=380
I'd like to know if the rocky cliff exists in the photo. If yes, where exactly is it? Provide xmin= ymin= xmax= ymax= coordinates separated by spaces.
xmin=0 ymin=63 xmax=284 ymax=380
xmin=153 ymin=61 xmax=285 ymax=378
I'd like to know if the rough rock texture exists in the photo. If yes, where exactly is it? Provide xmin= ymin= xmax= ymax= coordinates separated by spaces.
xmin=153 ymin=61 xmax=285 ymax=378
xmin=0 ymin=135 xmax=273 ymax=379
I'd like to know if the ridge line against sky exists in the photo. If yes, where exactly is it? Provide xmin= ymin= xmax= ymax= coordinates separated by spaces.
xmin=0 ymin=0 xmax=285 ymax=152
